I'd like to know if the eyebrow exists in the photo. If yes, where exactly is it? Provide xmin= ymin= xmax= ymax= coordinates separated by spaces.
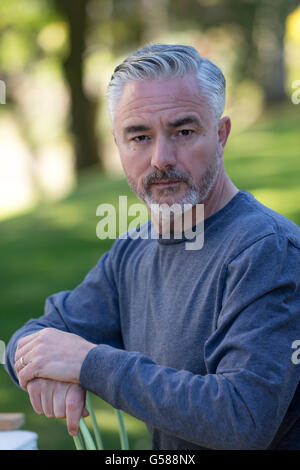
xmin=123 ymin=124 xmax=151 ymax=137
xmin=166 ymin=116 xmax=202 ymax=128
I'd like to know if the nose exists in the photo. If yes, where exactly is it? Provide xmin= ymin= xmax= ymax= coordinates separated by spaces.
xmin=150 ymin=134 xmax=177 ymax=171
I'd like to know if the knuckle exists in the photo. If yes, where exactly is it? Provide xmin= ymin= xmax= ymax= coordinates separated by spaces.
xmin=34 ymin=357 xmax=43 ymax=374
xmin=27 ymin=380 xmax=37 ymax=394
xmin=41 ymin=327 xmax=52 ymax=339
xmin=40 ymin=378 xmax=50 ymax=392
xmin=37 ymin=335 xmax=44 ymax=348
xmin=16 ymin=339 xmax=23 ymax=350
xmin=18 ymin=370 xmax=25 ymax=384
xmin=35 ymin=377 xmax=45 ymax=387
xmin=66 ymin=399 xmax=79 ymax=413
xmin=36 ymin=345 xmax=44 ymax=357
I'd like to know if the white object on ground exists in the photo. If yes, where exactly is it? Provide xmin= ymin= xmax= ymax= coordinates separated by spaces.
xmin=0 ymin=430 xmax=38 ymax=450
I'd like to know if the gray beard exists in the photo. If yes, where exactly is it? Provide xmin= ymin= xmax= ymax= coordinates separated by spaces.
xmin=125 ymin=149 xmax=221 ymax=214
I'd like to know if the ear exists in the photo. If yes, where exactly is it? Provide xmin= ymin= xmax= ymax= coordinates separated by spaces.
xmin=112 ymin=129 xmax=117 ymax=145
xmin=217 ymin=116 xmax=231 ymax=157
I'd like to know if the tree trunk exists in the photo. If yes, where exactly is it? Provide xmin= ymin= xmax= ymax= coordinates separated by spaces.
xmin=55 ymin=0 xmax=103 ymax=172
xmin=253 ymin=0 xmax=299 ymax=105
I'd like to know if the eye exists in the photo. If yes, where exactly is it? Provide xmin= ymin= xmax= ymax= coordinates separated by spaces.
xmin=178 ymin=129 xmax=194 ymax=137
xmin=132 ymin=135 xmax=150 ymax=143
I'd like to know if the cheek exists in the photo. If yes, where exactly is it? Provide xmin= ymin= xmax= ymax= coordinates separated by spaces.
xmin=178 ymin=139 xmax=217 ymax=177
xmin=179 ymin=142 xmax=211 ymax=168
xmin=120 ymin=150 xmax=149 ymax=187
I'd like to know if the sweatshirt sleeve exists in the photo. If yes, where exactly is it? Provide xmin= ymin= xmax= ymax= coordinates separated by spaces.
xmin=5 ymin=244 xmax=123 ymax=387
xmin=79 ymin=234 xmax=300 ymax=450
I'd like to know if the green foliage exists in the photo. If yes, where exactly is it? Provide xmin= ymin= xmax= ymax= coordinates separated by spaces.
xmin=0 ymin=0 xmax=62 ymax=72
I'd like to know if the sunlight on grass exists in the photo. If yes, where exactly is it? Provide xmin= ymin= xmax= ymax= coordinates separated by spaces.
xmin=38 ymin=204 xmax=92 ymax=229
xmin=227 ymin=131 xmax=300 ymax=159
xmin=252 ymin=188 xmax=300 ymax=217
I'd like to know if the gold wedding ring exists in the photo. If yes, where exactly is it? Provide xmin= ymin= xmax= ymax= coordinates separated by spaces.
xmin=20 ymin=356 xmax=25 ymax=368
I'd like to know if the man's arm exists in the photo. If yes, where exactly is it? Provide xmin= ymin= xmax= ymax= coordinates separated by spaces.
xmin=78 ymin=234 xmax=300 ymax=449
xmin=5 ymin=245 xmax=123 ymax=386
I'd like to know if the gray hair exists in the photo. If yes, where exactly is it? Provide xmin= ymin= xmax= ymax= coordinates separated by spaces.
xmin=106 ymin=43 xmax=226 ymax=124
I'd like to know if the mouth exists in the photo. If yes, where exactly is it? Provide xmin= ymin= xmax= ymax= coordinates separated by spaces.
xmin=150 ymin=179 xmax=184 ymax=187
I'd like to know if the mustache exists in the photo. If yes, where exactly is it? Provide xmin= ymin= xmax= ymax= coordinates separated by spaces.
xmin=143 ymin=169 xmax=190 ymax=189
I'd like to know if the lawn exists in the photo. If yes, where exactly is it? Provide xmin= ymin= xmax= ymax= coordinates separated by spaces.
xmin=0 ymin=102 xmax=299 ymax=450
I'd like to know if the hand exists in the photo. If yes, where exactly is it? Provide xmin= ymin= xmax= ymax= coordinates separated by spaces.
xmin=27 ymin=378 xmax=89 ymax=436
xmin=14 ymin=328 xmax=97 ymax=390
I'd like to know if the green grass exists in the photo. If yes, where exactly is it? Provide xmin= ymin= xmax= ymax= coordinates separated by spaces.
xmin=0 ymin=102 xmax=299 ymax=449
xmin=225 ymin=103 xmax=300 ymax=225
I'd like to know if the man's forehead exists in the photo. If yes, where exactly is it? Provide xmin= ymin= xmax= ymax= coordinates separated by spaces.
xmin=114 ymin=75 xmax=211 ymax=125
xmin=119 ymin=75 xmax=204 ymax=103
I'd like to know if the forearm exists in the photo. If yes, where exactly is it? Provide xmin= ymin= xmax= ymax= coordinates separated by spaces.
xmin=79 ymin=344 xmax=290 ymax=450
xmin=5 ymin=243 xmax=124 ymax=387
xmin=6 ymin=277 xmax=122 ymax=386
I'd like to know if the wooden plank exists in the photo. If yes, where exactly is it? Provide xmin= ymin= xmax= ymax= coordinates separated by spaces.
xmin=0 ymin=413 xmax=25 ymax=430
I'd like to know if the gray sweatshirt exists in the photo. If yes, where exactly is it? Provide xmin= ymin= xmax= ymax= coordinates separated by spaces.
xmin=5 ymin=190 xmax=300 ymax=450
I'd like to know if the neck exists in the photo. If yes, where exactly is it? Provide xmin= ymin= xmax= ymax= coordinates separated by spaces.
xmin=201 ymin=163 xmax=239 ymax=220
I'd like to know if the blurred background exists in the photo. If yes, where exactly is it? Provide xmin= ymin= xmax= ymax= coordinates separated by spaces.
xmin=0 ymin=0 xmax=299 ymax=450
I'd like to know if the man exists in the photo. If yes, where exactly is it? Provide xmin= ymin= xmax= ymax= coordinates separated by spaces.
xmin=5 ymin=44 xmax=300 ymax=450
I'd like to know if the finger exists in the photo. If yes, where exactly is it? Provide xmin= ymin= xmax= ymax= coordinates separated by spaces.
xmin=15 ymin=332 xmax=41 ymax=361
xmin=65 ymin=385 xmax=86 ymax=436
xmin=40 ymin=379 xmax=55 ymax=418
xmin=16 ymin=333 xmax=36 ymax=352
xmin=17 ymin=361 xmax=41 ymax=391
xmin=53 ymin=382 xmax=70 ymax=419
xmin=14 ymin=339 xmax=41 ymax=378
xmin=27 ymin=379 xmax=43 ymax=415
xmin=15 ymin=328 xmax=55 ymax=365
xmin=15 ymin=341 xmax=36 ymax=367
xmin=14 ymin=349 xmax=35 ymax=377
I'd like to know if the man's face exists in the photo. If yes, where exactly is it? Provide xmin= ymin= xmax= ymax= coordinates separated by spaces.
xmin=112 ymin=74 xmax=228 ymax=211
